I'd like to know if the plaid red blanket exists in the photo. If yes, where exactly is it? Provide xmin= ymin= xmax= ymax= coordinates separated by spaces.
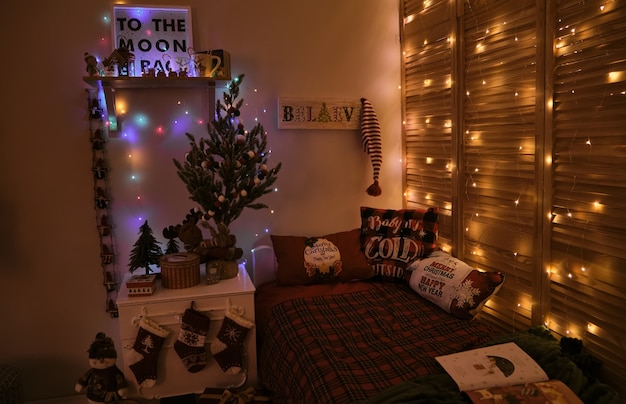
xmin=257 ymin=281 xmax=496 ymax=403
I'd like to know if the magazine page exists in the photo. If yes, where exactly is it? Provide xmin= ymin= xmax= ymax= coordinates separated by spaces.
xmin=465 ymin=379 xmax=583 ymax=404
xmin=435 ymin=342 xmax=548 ymax=392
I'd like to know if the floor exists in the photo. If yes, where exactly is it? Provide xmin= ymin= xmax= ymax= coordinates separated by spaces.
xmin=26 ymin=394 xmax=196 ymax=404
xmin=157 ymin=394 xmax=197 ymax=403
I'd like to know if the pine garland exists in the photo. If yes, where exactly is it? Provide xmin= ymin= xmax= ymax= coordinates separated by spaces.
xmin=173 ymin=74 xmax=281 ymax=242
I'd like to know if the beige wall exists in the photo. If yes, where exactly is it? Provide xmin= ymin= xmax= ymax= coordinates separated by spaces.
xmin=0 ymin=0 xmax=401 ymax=400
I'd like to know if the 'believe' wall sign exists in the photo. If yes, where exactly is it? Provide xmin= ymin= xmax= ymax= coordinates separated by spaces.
xmin=111 ymin=5 xmax=193 ymax=75
xmin=278 ymin=98 xmax=361 ymax=130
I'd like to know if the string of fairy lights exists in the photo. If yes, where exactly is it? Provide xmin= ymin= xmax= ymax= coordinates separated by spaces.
xmin=463 ymin=1 xmax=536 ymax=332
xmin=89 ymin=12 xmax=280 ymax=305
xmin=90 ymin=2 xmax=620 ymax=346
xmin=547 ymin=0 xmax=619 ymax=340
xmin=403 ymin=0 xmax=622 ymax=344
xmin=241 ymin=87 xmax=277 ymax=239
xmin=101 ymin=83 xmax=280 ymax=273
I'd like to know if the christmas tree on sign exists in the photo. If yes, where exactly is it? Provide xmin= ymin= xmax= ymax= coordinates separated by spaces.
xmin=173 ymin=74 xmax=281 ymax=248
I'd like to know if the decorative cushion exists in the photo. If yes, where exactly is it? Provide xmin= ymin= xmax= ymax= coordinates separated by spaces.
xmin=360 ymin=206 xmax=438 ymax=280
xmin=407 ymin=250 xmax=505 ymax=320
xmin=271 ymin=229 xmax=375 ymax=286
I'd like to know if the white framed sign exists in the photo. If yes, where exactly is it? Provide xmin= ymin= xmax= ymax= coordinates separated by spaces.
xmin=111 ymin=4 xmax=193 ymax=75
xmin=278 ymin=97 xmax=361 ymax=130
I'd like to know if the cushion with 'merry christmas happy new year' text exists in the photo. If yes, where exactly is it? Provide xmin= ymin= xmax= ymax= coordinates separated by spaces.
xmin=407 ymin=250 xmax=505 ymax=320
xmin=360 ymin=206 xmax=438 ymax=280
xmin=271 ymin=229 xmax=375 ymax=286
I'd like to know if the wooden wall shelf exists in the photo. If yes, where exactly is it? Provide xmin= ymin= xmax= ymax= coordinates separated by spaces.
xmin=83 ymin=76 xmax=226 ymax=132
xmin=83 ymin=76 xmax=227 ymax=89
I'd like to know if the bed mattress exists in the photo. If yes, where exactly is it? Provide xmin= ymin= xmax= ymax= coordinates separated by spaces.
xmin=255 ymin=280 xmax=497 ymax=403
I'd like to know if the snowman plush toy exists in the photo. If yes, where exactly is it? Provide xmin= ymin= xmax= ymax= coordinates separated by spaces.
xmin=75 ymin=332 xmax=129 ymax=403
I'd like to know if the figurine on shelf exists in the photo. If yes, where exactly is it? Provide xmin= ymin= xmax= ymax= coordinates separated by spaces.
xmin=103 ymin=47 xmax=135 ymax=77
xmin=142 ymin=68 xmax=156 ymax=78
xmin=173 ymin=56 xmax=189 ymax=77
xmin=84 ymin=52 xmax=99 ymax=76
xmin=75 ymin=332 xmax=129 ymax=404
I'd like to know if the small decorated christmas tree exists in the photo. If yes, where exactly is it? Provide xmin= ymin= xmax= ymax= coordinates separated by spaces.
xmin=173 ymin=74 xmax=281 ymax=247
xmin=128 ymin=220 xmax=163 ymax=274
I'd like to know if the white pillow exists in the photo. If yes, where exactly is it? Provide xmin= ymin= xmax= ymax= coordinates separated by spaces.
xmin=408 ymin=250 xmax=505 ymax=320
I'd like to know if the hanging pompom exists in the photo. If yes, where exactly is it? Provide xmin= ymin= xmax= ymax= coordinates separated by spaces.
xmin=366 ymin=180 xmax=382 ymax=197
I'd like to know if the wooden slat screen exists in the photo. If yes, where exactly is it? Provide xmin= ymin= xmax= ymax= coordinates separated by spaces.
xmin=461 ymin=0 xmax=539 ymax=333
xmin=551 ymin=0 xmax=626 ymax=389
xmin=401 ymin=0 xmax=626 ymax=394
xmin=401 ymin=0 xmax=455 ymax=246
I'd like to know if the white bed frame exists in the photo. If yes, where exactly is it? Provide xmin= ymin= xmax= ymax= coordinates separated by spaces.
xmin=250 ymin=245 xmax=277 ymax=286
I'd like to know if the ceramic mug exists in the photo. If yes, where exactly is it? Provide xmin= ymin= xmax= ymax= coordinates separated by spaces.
xmin=189 ymin=49 xmax=222 ymax=77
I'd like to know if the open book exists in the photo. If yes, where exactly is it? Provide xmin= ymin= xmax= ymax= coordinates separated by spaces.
xmin=436 ymin=342 xmax=582 ymax=404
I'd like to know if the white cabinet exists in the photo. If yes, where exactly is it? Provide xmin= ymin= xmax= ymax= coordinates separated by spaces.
xmin=116 ymin=265 xmax=257 ymax=399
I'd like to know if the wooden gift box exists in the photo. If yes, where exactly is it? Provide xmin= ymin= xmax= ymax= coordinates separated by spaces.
xmin=197 ymin=387 xmax=271 ymax=403
xmin=125 ymin=274 xmax=157 ymax=296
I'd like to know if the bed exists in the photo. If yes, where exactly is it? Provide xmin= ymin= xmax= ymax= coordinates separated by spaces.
xmin=254 ymin=277 xmax=496 ymax=403
xmin=250 ymin=207 xmax=620 ymax=404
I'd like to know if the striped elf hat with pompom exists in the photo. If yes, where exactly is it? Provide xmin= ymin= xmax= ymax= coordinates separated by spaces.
xmin=360 ymin=98 xmax=382 ymax=196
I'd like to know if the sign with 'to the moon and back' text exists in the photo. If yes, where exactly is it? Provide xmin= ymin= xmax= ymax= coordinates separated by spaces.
xmin=111 ymin=5 xmax=193 ymax=75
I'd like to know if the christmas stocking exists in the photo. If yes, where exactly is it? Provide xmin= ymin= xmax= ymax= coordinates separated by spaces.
xmin=210 ymin=305 xmax=254 ymax=375
xmin=174 ymin=305 xmax=211 ymax=373
xmin=127 ymin=316 xmax=169 ymax=388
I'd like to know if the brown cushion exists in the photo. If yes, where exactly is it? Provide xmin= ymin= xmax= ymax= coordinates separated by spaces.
xmin=271 ymin=229 xmax=375 ymax=286
xmin=360 ymin=206 xmax=438 ymax=280
xmin=408 ymin=250 xmax=505 ymax=320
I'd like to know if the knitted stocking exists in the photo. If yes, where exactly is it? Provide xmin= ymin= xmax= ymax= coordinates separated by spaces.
xmin=210 ymin=306 xmax=254 ymax=375
xmin=174 ymin=305 xmax=210 ymax=373
xmin=127 ymin=316 xmax=169 ymax=388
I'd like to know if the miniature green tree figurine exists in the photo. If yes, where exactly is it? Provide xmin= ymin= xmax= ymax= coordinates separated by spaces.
xmin=173 ymin=74 xmax=281 ymax=246
xmin=162 ymin=225 xmax=181 ymax=255
xmin=128 ymin=220 xmax=163 ymax=274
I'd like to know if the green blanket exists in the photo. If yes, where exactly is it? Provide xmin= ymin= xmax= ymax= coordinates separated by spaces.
xmin=356 ymin=327 xmax=620 ymax=404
